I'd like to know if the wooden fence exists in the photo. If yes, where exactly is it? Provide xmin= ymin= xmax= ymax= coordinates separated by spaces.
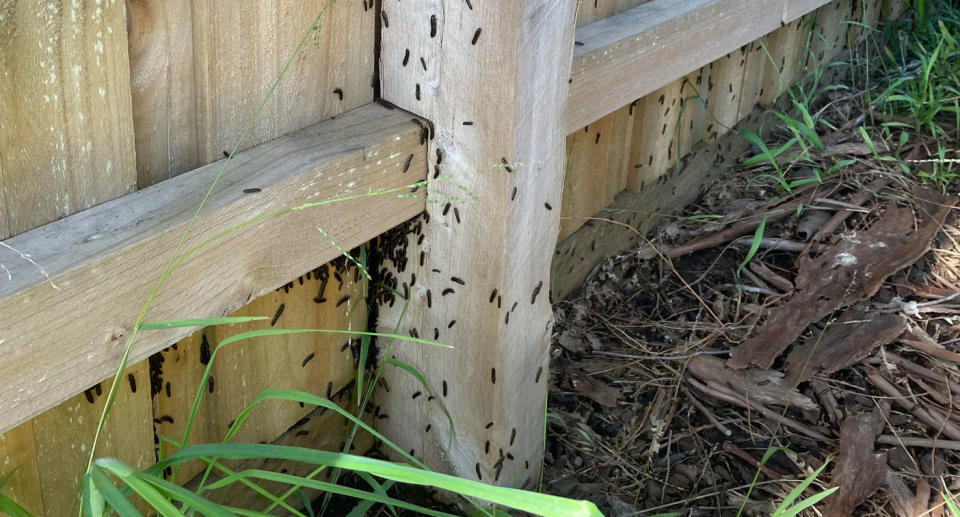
xmin=0 ymin=0 xmax=904 ymax=513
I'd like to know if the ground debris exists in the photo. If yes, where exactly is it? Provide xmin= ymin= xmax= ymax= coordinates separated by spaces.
xmin=546 ymin=101 xmax=960 ymax=517
xmin=729 ymin=187 xmax=952 ymax=369
xmin=783 ymin=306 xmax=907 ymax=385
xmin=824 ymin=410 xmax=887 ymax=517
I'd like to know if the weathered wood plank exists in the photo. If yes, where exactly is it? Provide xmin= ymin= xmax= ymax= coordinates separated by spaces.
xmin=191 ymin=0 xmax=374 ymax=167
xmin=32 ymin=363 xmax=153 ymax=516
xmin=0 ymin=423 xmax=44 ymax=515
xmin=575 ymin=0 xmax=649 ymax=27
xmin=783 ymin=0 xmax=833 ymax=23
xmin=0 ymin=104 xmax=427 ymax=434
xmin=566 ymin=0 xmax=783 ymax=133
xmin=126 ymin=0 xmax=199 ymax=187
xmin=377 ymin=0 xmax=578 ymax=486
xmin=760 ymin=16 xmax=811 ymax=106
xmin=0 ymin=0 xmax=137 ymax=238
xmin=627 ymin=78 xmax=684 ymax=192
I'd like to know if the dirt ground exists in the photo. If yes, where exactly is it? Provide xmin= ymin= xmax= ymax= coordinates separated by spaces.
xmin=542 ymin=106 xmax=960 ymax=515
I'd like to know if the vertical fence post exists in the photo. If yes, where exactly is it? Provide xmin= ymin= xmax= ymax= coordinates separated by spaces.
xmin=375 ymin=0 xmax=578 ymax=485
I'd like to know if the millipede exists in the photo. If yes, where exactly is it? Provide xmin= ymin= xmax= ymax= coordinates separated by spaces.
xmin=127 ymin=374 xmax=137 ymax=393
xmin=472 ymin=28 xmax=481 ymax=45
xmin=301 ymin=352 xmax=315 ymax=367
xmin=531 ymin=281 xmax=543 ymax=304
xmin=441 ymin=288 xmax=455 ymax=296
xmin=402 ymin=153 xmax=413 ymax=172
xmin=271 ymin=303 xmax=285 ymax=326
xmin=430 ymin=15 xmax=437 ymax=37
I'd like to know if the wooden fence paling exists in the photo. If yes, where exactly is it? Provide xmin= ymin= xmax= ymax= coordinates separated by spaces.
xmin=0 ymin=105 xmax=426 ymax=436
xmin=375 ymin=0 xmax=578 ymax=485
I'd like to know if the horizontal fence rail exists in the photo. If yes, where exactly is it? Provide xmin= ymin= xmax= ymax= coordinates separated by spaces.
xmin=0 ymin=103 xmax=427 ymax=434
xmin=565 ymin=0 xmax=833 ymax=133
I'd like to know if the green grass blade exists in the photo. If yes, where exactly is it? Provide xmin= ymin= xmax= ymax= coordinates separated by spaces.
xmin=736 ymin=216 xmax=766 ymax=276
xmin=206 ymin=469 xmax=456 ymax=517
xmin=93 ymin=460 xmax=182 ymax=517
xmin=153 ymin=443 xmax=603 ymax=517
xmin=773 ymin=487 xmax=837 ymax=517
xmin=223 ymin=388 xmax=424 ymax=469
xmin=88 ymin=467 xmax=143 ymax=517
xmin=772 ymin=459 xmax=833 ymax=517
xmin=385 ymin=357 xmax=457 ymax=448
xmin=0 ymin=494 xmax=35 ymax=517
xmin=139 ymin=316 xmax=269 ymax=330
xmin=943 ymin=491 xmax=960 ymax=517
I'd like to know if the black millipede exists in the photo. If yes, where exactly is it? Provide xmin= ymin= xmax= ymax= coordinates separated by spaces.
xmin=442 ymin=380 xmax=448 ymax=397
xmin=402 ymin=49 xmax=410 ymax=66
xmin=302 ymin=353 xmax=315 ymax=367
xmin=402 ymin=154 xmax=414 ymax=172
xmin=127 ymin=374 xmax=137 ymax=393
xmin=471 ymin=28 xmax=481 ymax=45
xmin=333 ymin=88 xmax=343 ymax=100
xmin=430 ymin=15 xmax=437 ymax=37
xmin=381 ymin=10 xmax=389 ymax=27
xmin=453 ymin=207 xmax=460 ymax=224
xmin=489 ymin=289 xmax=497 ymax=303
xmin=336 ymin=295 xmax=350 ymax=307
xmin=243 ymin=187 xmax=261 ymax=194
xmin=451 ymin=276 xmax=465 ymax=285
xmin=531 ymin=281 xmax=543 ymax=304
xmin=441 ymin=288 xmax=455 ymax=296
xmin=271 ymin=304 xmax=285 ymax=326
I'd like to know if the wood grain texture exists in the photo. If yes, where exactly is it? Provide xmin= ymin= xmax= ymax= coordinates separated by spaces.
xmin=153 ymin=261 xmax=365 ymax=483
xmin=0 ymin=423 xmax=44 ymax=516
xmin=627 ymin=79 xmax=684 ymax=192
xmin=191 ymin=0 xmax=375 ymax=166
xmin=678 ymin=67 xmax=710 ymax=158
xmin=761 ymin=16 xmax=811 ymax=106
xmin=560 ymin=108 xmax=634 ymax=241
xmin=783 ymin=0 xmax=833 ymax=21
xmin=566 ymin=0 xmax=782 ymax=133
xmin=32 ymin=363 xmax=153 ymax=516
xmin=0 ymin=104 xmax=427 ymax=434
xmin=126 ymin=0 xmax=199 ymax=187
xmin=703 ymin=49 xmax=747 ymax=143
xmin=377 ymin=0 xmax=578 ymax=485
xmin=0 ymin=0 xmax=137 ymax=239
xmin=129 ymin=0 xmax=376 ymax=187
xmin=575 ymin=0 xmax=649 ymax=27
